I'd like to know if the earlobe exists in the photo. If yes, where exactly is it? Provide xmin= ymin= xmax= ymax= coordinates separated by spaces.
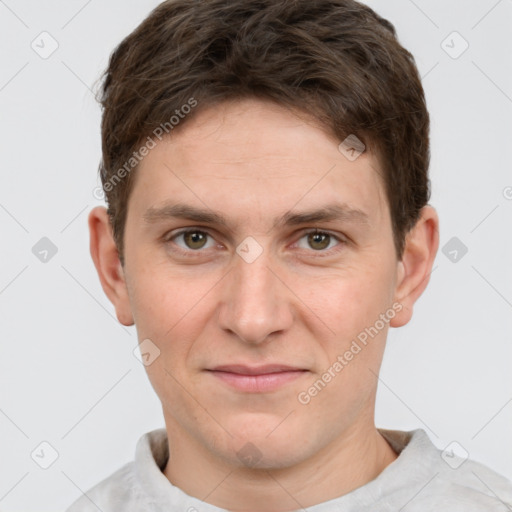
xmin=390 ymin=206 xmax=439 ymax=328
xmin=88 ymin=206 xmax=134 ymax=326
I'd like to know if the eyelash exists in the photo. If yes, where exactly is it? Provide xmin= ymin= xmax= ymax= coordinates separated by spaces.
xmin=164 ymin=228 xmax=347 ymax=258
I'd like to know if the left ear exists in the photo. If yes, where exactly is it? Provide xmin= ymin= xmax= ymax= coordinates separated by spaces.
xmin=390 ymin=205 xmax=439 ymax=328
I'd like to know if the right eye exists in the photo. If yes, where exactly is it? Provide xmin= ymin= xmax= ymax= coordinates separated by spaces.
xmin=167 ymin=229 xmax=217 ymax=252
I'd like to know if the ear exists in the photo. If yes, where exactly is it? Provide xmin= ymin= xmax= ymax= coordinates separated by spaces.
xmin=88 ymin=206 xmax=134 ymax=326
xmin=390 ymin=205 xmax=439 ymax=328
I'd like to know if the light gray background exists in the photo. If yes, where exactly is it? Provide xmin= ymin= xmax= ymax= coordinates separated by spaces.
xmin=0 ymin=1 xmax=511 ymax=510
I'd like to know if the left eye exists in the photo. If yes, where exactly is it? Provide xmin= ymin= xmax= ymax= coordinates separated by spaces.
xmin=296 ymin=230 xmax=341 ymax=251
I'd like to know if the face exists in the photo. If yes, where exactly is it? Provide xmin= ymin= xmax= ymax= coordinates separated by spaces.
xmin=97 ymin=98 xmax=431 ymax=470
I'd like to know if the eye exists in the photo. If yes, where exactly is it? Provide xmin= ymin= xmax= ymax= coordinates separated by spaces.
xmin=165 ymin=227 xmax=346 ymax=257
xmin=169 ymin=229 xmax=216 ymax=251
xmin=295 ymin=229 xmax=344 ymax=252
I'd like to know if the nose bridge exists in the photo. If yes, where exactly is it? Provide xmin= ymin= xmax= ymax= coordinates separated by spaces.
xmin=217 ymin=239 xmax=292 ymax=344
xmin=235 ymin=248 xmax=275 ymax=300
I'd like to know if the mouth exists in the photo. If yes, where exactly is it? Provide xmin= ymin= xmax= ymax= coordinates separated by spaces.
xmin=205 ymin=364 xmax=309 ymax=393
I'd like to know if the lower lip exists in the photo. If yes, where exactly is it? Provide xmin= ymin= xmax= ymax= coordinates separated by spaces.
xmin=208 ymin=370 xmax=308 ymax=392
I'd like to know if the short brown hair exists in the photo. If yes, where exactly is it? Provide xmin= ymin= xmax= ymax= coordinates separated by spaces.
xmin=98 ymin=0 xmax=430 ymax=264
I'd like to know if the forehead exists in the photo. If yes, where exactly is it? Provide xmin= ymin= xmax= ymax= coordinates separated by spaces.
xmin=129 ymin=98 xmax=388 ymax=228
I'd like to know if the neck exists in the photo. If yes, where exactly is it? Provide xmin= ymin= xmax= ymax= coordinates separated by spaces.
xmin=163 ymin=419 xmax=397 ymax=511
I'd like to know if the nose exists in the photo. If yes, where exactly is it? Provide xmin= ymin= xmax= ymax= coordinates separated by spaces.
xmin=216 ymin=244 xmax=294 ymax=345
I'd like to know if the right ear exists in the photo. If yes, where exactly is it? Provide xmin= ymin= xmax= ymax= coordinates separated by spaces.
xmin=88 ymin=206 xmax=134 ymax=326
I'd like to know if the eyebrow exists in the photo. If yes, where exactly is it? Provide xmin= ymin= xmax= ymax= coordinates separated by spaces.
xmin=143 ymin=202 xmax=370 ymax=230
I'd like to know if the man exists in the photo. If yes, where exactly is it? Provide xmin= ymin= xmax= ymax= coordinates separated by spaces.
xmin=67 ymin=0 xmax=512 ymax=510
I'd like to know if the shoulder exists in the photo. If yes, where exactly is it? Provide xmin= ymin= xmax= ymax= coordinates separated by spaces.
xmin=407 ymin=459 xmax=512 ymax=511
xmin=65 ymin=461 xmax=148 ymax=512
xmin=433 ymin=456 xmax=512 ymax=510
xmin=65 ymin=429 xmax=168 ymax=512
xmin=381 ymin=429 xmax=512 ymax=511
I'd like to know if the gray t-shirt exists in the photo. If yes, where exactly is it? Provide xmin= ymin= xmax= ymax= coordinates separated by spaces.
xmin=66 ymin=428 xmax=512 ymax=511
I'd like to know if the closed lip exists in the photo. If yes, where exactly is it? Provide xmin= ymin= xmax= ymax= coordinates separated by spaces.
xmin=207 ymin=364 xmax=307 ymax=375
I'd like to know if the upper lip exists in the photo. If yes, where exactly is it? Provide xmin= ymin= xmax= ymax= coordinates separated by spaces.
xmin=208 ymin=364 xmax=306 ymax=375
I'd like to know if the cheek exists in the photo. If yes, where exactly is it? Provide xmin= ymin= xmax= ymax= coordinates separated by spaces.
xmin=300 ymin=267 xmax=394 ymax=334
xmin=128 ymin=269 xmax=218 ymax=386
xmin=296 ymin=273 xmax=393 ymax=411
xmin=127 ymin=260 xmax=204 ymax=336
xmin=129 ymin=272 xmax=209 ymax=415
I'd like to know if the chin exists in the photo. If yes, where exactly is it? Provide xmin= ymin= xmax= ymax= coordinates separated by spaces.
xmin=218 ymin=416 xmax=313 ymax=469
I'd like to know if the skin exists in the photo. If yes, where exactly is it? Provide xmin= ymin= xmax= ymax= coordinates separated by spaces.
xmin=89 ymin=98 xmax=439 ymax=511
